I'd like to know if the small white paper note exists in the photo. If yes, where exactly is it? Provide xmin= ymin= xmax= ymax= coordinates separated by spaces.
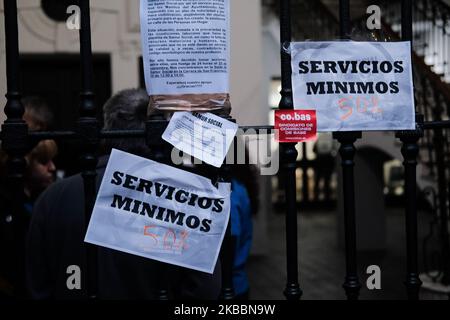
xmin=162 ymin=112 xmax=238 ymax=168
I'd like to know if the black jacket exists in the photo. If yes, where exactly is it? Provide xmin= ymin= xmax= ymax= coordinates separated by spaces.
xmin=26 ymin=156 xmax=222 ymax=299
xmin=0 ymin=183 xmax=31 ymax=298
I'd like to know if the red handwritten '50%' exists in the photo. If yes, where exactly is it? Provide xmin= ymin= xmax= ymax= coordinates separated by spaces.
xmin=338 ymin=96 xmax=382 ymax=121
xmin=143 ymin=225 xmax=189 ymax=251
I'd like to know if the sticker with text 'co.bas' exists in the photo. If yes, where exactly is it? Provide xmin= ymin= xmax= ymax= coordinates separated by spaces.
xmin=85 ymin=149 xmax=231 ymax=274
xmin=162 ymin=112 xmax=238 ymax=168
xmin=275 ymin=110 xmax=317 ymax=143
xmin=290 ymin=41 xmax=415 ymax=132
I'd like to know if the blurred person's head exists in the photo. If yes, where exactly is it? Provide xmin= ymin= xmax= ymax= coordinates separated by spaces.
xmin=22 ymin=97 xmax=57 ymax=196
xmin=21 ymin=96 xmax=54 ymax=131
xmin=0 ymin=96 xmax=57 ymax=198
xmin=102 ymin=88 xmax=150 ymax=157
xmin=25 ymin=140 xmax=58 ymax=197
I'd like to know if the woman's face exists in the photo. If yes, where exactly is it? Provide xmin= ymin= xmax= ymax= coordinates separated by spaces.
xmin=25 ymin=139 xmax=58 ymax=195
xmin=28 ymin=157 xmax=56 ymax=190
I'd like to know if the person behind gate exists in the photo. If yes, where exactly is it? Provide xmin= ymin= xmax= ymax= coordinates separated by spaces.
xmin=0 ymin=96 xmax=57 ymax=298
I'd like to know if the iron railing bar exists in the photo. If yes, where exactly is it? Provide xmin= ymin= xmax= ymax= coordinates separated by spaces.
xmin=396 ymin=116 xmax=424 ymax=300
xmin=339 ymin=0 xmax=351 ymax=39
xmin=101 ymin=130 xmax=146 ymax=138
xmin=279 ymin=0 xmax=302 ymax=301
xmin=27 ymin=130 xmax=146 ymax=139
xmin=398 ymin=0 xmax=423 ymax=300
xmin=6 ymin=122 xmax=450 ymax=140
xmin=217 ymin=115 xmax=235 ymax=300
xmin=2 ymin=0 xmax=28 ymax=297
xmin=78 ymin=0 xmax=99 ymax=300
xmin=27 ymin=131 xmax=79 ymax=139
xmin=239 ymin=125 xmax=274 ymax=132
xmin=431 ymin=113 xmax=450 ymax=287
xmin=333 ymin=0 xmax=362 ymax=301
xmin=6 ymin=126 xmax=278 ymax=143
xmin=423 ymin=120 xmax=450 ymax=129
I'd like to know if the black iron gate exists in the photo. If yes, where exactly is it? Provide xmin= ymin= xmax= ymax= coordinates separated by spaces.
xmin=1 ymin=0 xmax=449 ymax=300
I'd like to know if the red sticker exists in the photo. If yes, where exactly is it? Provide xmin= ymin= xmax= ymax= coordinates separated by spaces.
xmin=274 ymin=110 xmax=317 ymax=143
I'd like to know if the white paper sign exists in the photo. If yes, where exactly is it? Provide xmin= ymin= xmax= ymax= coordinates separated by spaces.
xmin=162 ymin=112 xmax=238 ymax=168
xmin=140 ymin=0 xmax=230 ymax=95
xmin=290 ymin=41 xmax=415 ymax=131
xmin=85 ymin=149 xmax=231 ymax=274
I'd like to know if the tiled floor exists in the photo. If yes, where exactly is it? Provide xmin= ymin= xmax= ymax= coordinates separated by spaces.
xmin=246 ymin=207 xmax=449 ymax=300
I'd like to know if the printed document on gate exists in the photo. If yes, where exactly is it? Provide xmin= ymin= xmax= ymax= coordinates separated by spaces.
xmin=140 ymin=0 xmax=230 ymax=95
xmin=85 ymin=149 xmax=231 ymax=274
